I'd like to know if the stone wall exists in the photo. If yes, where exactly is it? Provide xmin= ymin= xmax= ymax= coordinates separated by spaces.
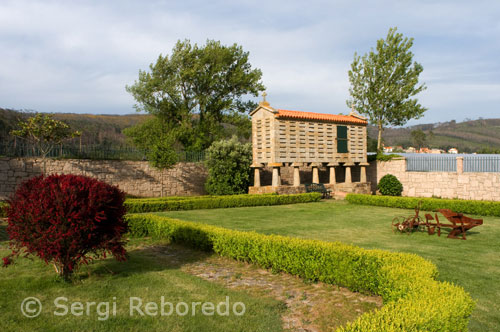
xmin=367 ymin=158 xmax=500 ymax=201
xmin=4 ymin=156 xmax=496 ymax=202
xmin=0 ymin=158 xmax=207 ymax=199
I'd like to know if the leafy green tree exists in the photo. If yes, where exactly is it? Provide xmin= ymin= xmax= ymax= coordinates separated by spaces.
xmin=222 ymin=109 xmax=253 ymax=141
xmin=148 ymin=138 xmax=179 ymax=169
xmin=10 ymin=114 xmax=79 ymax=158
xmin=411 ymin=129 xmax=427 ymax=150
xmin=126 ymin=39 xmax=264 ymax=151
xmin=123 ymin=117 xmax=180 ymax=169
xmin=347 ymin=27 xmax=427 ymax=151
xmin=204 ymin=136 xmax=252 ymax=195
xmin=367 ymin=136 xmax=378 ymax=152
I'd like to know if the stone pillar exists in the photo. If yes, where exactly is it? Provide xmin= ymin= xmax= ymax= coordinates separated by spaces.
xmin=254 ymin=168 xmax=261 ymax=187
xmin=456 ymin=157 xmax=464 ymax=174
xmin=312 ymin=164 xmax=319 ymax=183
xmin=269 ymin=163 xmax=283 ymax=187
xmin=345 ymin=164 xmax=353 ymax=183
xmin=251 ymin=163 xmax=263 ymax=187
xmin=360 ymin=163 xmax=369 ymax=183
xmin=328 ymin=162 xmax=338 ymax=184
xmin=291 ymin=163 xmax=302 ymax=187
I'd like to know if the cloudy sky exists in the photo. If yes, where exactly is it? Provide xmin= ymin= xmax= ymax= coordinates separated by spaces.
xmin=1 ymin=0 xmax=499 ymax=125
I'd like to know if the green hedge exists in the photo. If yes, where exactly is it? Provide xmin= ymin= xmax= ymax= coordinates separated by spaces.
xmin=0 ymin=202 xmax=7 ymax=218
xmin=125 ymin=214 xmax=474 ymax=331
xmin=124 ymin=193 xmax=322 ymax=213
xmin=346 ymin=193 xmax=500 ymax=217
xmin=126 ymin=193 xmax=278 ymax=202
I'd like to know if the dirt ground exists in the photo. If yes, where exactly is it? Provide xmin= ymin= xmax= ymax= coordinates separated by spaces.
xmin=146 ymin=244 xmax=382 ymax=332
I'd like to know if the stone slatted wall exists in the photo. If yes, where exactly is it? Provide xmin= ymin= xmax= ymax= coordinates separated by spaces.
xmin=367 ymin=158 xmax=500 ymax=201
xmin=0 ymin=158 xmax=207 ymax=200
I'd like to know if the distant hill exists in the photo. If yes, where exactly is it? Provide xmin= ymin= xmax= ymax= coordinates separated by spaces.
xmin=367 ymin=118 xmax=500 ymax=153
xmin=2 ymin=108 xmax=500 ymax=153
xmin=0 ymin=108 xmax=149 ymax=148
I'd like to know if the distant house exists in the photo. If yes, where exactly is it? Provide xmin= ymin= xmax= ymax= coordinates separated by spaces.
xmin=405 ymin=147 xmax=416 ymax=153
xmin=448 ymin=148 xmax=458 ymax=154
xmin=430 ymin=148 xmax=444 ymax=154
xmin=383 ymin=146 xmax=393 ymax=153
xmin=419 ymin=147 xmax=430 ymax=153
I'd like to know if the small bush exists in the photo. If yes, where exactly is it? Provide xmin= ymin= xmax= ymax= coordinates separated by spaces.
xmin=3 ymin=174 xmax=128 ymax=280
xmin=378 ymin=174 xmax=403 ymax=196
xmin=204 ymin=136 xmax=252 ymax=195
xmin=124 ymin=193 xmax=322 ymax=213
xmin=346 ymin=193 xmax=500 ymax=217
xmin=126 ymin=214 xmax=475 ymax=332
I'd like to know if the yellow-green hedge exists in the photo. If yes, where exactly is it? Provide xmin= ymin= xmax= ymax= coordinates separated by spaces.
xmin=124 ymin=193 xmax=322 ymax=213
xmin=126 ymin=214 xmax=475 ymax=331
xmin=346 ymin=193 xmax=500 ymax=217
xmin=0 ymin=202 xmax=7 ymax=218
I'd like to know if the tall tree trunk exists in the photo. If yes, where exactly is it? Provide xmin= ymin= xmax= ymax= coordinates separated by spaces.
xmin=377 ymin=122 xmax=383 ymax=151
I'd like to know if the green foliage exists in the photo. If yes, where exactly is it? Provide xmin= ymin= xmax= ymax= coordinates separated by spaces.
xmin=126 ymin=214 xmax=475 ymax=332
xmin=124 ymin=193 xmax=322 ymax=213
xmin=126 ymin=39 xmax=264 ymax=151
xmin=221 ymin=110 xmax=253 ymax=140
xmin=377 ymin=174 xmax=403 ymax=196
xmin=346 ymin=193 xmax=500 ymax=217
xmin=477 ymin=147 xmax=500 ymax=154
xmin=148 ymin=139 xmax=179 ymax=169
xmin=411 ymin=129 xmax=426 ymax=150
xmin=204 ymin=137 xmax=252 ymax=195
xmin=348 ymin=27 xmax=427 ymax=150
xmin=368 ymin=153 xmax=402 ymax=162
xmin=122 ymin=117 xmax=166 ymax=152
xmin=0 ymin=202 xmax=7 ymax=218
xmin=123 ymin=118 xmax=186 ymax=169
xmin=10 ymin=114 xmax=80 ymax=159
xmin=378 ymin=153 xmax=402 ymax=162
xmin=366 ymin=136 xmax=378 ymax=152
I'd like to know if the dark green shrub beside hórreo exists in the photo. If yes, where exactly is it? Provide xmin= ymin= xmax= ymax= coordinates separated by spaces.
xmin=378 ymin=174 xmax=403 ymax=196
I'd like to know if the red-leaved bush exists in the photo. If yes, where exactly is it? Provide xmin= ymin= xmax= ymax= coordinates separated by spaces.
xmin=3 ymin=174 xmax=128 ymax=279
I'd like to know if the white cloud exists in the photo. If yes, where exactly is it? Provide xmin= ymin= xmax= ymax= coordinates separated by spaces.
xmin=0 ymin=0 xmax=499 ymax=123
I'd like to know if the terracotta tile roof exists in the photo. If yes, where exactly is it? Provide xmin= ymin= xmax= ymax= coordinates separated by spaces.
xmin=276 ymin=109 xmax=367 ymax=125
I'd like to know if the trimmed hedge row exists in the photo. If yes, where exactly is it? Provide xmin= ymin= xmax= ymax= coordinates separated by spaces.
xmin=126 ymin=214 xmax=475 ymax=331
xmin=346 ymin=193 xmax=500 ymax=217
xmin=124 ymin=193 xmax=322 ymax=213
xmin=126 ymin=193 xmax=278 ymax=203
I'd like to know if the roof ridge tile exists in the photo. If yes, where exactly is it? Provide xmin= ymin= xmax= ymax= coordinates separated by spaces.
xmin=276 ymin=109 xmax=367 ymax=125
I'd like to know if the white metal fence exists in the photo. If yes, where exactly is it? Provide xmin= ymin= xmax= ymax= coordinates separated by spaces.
xmin=402 ymin=154 xmax=500 ymax=173
xmin=406 ymin=156 xmax=457 ymax=172
xmin=464 ymin=156 xmax=500 ymax=172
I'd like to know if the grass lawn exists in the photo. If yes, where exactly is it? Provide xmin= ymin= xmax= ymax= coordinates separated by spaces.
xmin=158 ymin=200 xmax=500 ymax=332
xmin=0 ymin=234 xmax=284 ymax=332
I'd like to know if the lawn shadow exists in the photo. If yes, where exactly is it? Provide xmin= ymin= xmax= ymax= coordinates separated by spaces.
xmin=79 ymin=242 xmax=212 ymax=281
xmin=0 ymin=222 xmax=8 ymax=241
